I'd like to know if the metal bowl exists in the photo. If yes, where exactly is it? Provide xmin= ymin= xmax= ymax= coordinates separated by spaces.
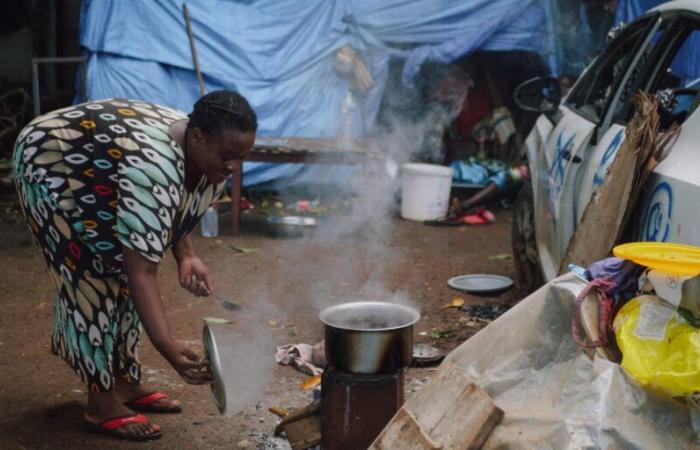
xmin=266 ymin=215 xmax=318 ymax=238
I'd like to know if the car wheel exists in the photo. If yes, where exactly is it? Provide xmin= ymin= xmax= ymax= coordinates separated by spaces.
xmin=512 ymin=182 xmax=544 ymax=293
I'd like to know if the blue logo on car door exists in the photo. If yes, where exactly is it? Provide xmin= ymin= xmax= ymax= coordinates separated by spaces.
xmin=549 ymin=131 xmax=575 ymax=200
xmin=642 ymin=181 xmax=673 ymax=242
xmin=593 ymin=129 xmax=624 ymax=187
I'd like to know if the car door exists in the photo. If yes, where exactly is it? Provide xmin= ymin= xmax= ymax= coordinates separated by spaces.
xmin=577 ymin=16 xmax=677 ymax=224
xmin=631 ymin=14 xmax=700 ymax=245
xmin=533 ymin=15 xmax=662 ymax=279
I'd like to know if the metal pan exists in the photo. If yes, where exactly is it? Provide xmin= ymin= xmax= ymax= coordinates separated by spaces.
xmin=266 ymin=215 xmax=318 ymax=238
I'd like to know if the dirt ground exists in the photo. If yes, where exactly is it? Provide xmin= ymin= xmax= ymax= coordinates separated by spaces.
xmin=0 ymin=207 xmax=519 ymax=449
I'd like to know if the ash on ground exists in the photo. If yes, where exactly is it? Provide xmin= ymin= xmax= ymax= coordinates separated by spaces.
xmin=459 ymin=303 xmax=510 ymax=321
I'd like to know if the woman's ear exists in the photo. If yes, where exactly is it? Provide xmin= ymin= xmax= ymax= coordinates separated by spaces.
xmin=190 ymin=127 xmax=206 ymax=145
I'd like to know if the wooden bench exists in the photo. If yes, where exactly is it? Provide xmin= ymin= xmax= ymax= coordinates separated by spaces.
xmin=227 ymin=137 xmax=380 ymax=233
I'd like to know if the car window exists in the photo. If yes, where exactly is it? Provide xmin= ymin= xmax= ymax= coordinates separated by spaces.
xmin=643 ymin=20 xmax=700 ymax=130
xmin=567 ymin=18 xmax=657 ymax=123
xmin=665 ymin=31 xmax=700 ymax=88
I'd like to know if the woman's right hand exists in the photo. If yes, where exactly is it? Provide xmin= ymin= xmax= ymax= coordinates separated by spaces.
xmin=161 ymin=340 xmax=213 ymax=385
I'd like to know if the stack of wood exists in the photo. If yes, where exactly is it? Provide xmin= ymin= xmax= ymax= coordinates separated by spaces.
xmin=370 ymin=362 xmax=503 ymax=450
xmin=274 ymin=363 xmax=503 ymax=450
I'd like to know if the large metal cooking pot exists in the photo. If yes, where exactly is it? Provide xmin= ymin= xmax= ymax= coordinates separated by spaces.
xmin=319 ymin=301 xmax=420 ymax=374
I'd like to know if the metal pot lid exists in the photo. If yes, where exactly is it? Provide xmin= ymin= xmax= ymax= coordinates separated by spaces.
xmin=447 ymin=274 xmax=514 ymax=295
xmin=318 ymin=301 xmax=420 ymax=332
xmin=411 ymin=343 xmax=445 ymax=367
xmin=202 ymin=323 xmax=226 ymax=414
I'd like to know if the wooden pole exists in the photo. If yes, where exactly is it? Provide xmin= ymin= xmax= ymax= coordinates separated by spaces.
xmin=183 ymin=4 xmax=206 ymax=97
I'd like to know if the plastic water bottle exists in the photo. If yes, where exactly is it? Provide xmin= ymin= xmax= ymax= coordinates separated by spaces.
xmin=201 ymin=206 xmax=219 ymax=237
xmin=339 ymin=92 xmax=356 ymax=150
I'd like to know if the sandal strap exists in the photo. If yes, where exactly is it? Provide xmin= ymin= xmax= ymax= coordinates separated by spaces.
xmin=129 ymin=391 xmax=168 ymax=406
xmin=101 ymin=413 xmax=149 ymax=430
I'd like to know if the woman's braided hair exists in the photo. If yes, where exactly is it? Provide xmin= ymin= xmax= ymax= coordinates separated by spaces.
xmin=188 ymin=90 xmax=258 ymax=135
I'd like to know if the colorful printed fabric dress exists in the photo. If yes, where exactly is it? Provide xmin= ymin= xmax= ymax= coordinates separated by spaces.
xmin=12 ymin=99 xmax=223 ymax=392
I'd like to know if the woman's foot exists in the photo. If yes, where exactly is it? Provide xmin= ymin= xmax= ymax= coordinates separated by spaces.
xmin=85 ymin=390 xmax=160 ymax=440
xmin=115 ymin=378 xmax=182 ymax=412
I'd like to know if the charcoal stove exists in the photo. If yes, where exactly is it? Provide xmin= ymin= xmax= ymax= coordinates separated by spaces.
xmin=318 ymin=302 xmax=420 ymax=450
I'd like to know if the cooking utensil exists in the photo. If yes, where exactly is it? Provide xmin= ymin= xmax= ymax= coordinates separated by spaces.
xmin=208 ymin=291 xmax=242 ymax=311
xmin=447 ymin=274 xmax=514 ymax=295
xmin=202 ymin=322 xmax=226 ymax=414
xmin=192 ymin=276 xmax=242 ymax=311
xmin=267 ymin=215 xmax=318 ymax=238
xmin=411 ymin=343 xmax=445 ymax=367
xmin=319 ymin=301 xmax=420 ymax=374
xmin=202 ymin=321 xmax=276 ymax=417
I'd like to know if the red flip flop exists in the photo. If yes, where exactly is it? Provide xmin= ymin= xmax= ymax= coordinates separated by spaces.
xmin=84 ymin=413 xmax=161 ymax=441
xmin=125 ymin=391 xmax=182 ymax=414
xmin=459 ymin=208 xmax=496 ymax=225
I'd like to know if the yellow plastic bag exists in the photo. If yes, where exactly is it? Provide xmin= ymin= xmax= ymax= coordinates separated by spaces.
xmin=614 ymin=295 xmax=700 ymax=397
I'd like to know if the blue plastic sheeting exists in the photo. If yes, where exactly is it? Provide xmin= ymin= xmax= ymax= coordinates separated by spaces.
xmin=615 ymin=0 xmax=666 ymax=23
xmin=80 ymin=0 xmax=552 ymax=187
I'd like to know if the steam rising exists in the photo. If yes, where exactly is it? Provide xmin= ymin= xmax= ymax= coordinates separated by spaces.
xmin=209 ymin=65 xmax=468 ymax=420
xmin=309 ymin=69 xmax=469 ymax=310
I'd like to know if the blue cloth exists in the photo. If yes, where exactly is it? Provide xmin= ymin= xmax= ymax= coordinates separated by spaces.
xmin=585 ymin=257 xmax=643 ymax=304
xmin=450 ymin=158 xmax=509 ymax=189
xmin=80 ymin=0 xmax=553 ymax=187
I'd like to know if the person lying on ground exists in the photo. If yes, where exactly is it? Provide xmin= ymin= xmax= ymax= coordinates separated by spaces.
xmin=451 ymin=159 xmax=529 ymax=214
xmin=12 ymin=90 xmax=257 ymax=441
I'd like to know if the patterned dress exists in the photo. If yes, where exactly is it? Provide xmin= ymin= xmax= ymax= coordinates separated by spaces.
xmin=12 ymin=99 xmax=223 ymax=392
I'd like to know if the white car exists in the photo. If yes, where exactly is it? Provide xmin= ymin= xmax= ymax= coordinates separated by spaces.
xmin=512 ymin=0 xmax=700 ymax=291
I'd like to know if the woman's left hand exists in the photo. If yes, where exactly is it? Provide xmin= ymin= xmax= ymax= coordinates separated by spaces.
xmin=178 ymin=256 xmax=213 ymax=297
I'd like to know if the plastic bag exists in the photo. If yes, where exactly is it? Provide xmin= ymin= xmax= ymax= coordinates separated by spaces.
xmin=614 ymin=294 xmax=700 ymax=397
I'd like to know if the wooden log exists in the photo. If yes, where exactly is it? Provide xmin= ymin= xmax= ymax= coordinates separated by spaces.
xmin=284 ymin=415 xmax=321 ymax=450
xmin=370 ymin=362 xmax=503 ymax=450
xmin=559 ymin=93 xmax=666 ymax=274
xmin=370 ymin=408 xmax=439 ymax=450
xmin=274 ymin=398 xmax=321 ymax=436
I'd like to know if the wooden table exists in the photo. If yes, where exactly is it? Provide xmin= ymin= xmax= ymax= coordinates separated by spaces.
xmin=227 ymin=137 xmax=380 ymax=233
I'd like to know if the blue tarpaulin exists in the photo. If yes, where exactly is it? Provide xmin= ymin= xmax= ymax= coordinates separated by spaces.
xmin=615 ymin=0 xmax=665 ymax=23
xmin=80 ymin=0 xmax=553 ymax=187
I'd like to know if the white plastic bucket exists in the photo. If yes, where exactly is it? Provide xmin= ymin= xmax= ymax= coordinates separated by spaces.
xmin=400 ymin=163 xmax=454 ymax=221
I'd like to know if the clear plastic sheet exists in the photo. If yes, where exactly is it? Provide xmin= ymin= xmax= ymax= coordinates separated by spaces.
xmin=436 ymin=273 xmax=693 ymax=449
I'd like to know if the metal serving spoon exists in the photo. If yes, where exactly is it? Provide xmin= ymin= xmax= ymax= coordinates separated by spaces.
xmin=208 ymin=291 xmax=242 ymax=311
xmin=192 ymin=276 xmax=242 ymax=311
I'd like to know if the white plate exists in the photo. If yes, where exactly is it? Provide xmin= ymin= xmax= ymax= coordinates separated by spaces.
xmin=447 ymin=274 xmax=514 ymax=295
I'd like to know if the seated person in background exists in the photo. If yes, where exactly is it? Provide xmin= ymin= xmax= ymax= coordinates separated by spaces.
xmin=449 ymin=106 xmax=528 ymax=218
xmin=450 ymin=73 xmax=576 ymax=217
xmin=450 ymin=160 xmax=530 ymax=217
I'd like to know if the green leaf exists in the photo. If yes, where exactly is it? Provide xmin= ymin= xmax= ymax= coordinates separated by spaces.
xmin=230 ymin=245 xmax=259 ymax=254
xmin=430 ymin=329 xmax=456 ymax=339
xmin=203 ymin=317 xmax=234 ymax=325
